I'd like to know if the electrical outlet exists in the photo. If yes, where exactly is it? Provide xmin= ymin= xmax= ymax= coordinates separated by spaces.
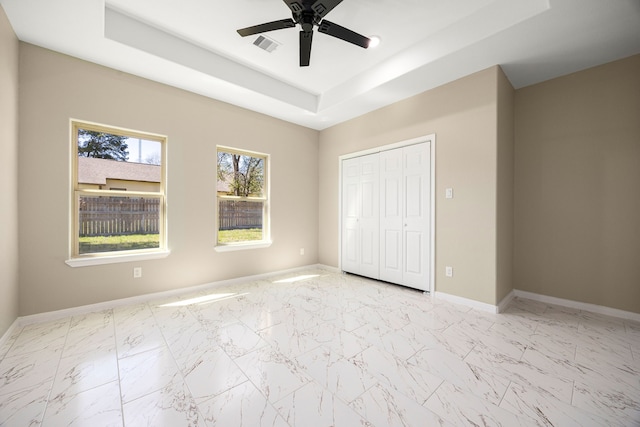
xmin=133 ymin=267 xmax=142 ymax=278
xmin=445 ymin=266 xmax=453 ymax=277
xmin=300 ymin=248 xmax=305 ymax=256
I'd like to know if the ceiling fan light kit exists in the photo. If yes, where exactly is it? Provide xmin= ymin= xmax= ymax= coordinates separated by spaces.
xmin=237 ymin=0 xmax=371 ymax=67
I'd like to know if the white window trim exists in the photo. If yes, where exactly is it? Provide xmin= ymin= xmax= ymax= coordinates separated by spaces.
xmin=214 ymin=241 xmax=272 ymax=252
xmin=216 ymin=146 xmax=270 ymax=250
xmin=65 ymin=249 xmax=170 ymax=267
xmin=67 ymin=119 xmax=168 ymax=267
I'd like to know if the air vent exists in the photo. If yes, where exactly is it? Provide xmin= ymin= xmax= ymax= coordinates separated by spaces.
xmin=253 ymin=35 xmax=279 ymax=53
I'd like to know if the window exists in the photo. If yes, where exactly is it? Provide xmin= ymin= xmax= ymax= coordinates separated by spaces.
xmin=69 ymin=120 xmax=167 ymax=264
xmin=216 ymin=147 xmax=269 ymax=248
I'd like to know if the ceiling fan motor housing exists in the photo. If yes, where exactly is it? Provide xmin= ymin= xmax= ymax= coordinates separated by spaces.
xmin=237 ymin=0 xmax=370 ymax=66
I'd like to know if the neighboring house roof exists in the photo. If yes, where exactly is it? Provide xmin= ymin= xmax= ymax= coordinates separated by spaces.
xmin=78 ymin=156 xmax=160 ymax=185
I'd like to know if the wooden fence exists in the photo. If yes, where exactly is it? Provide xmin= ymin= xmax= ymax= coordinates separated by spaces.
xmin=79 ymin=197 xmax=160 ymax=236
xmin=219 ymin=200 xmax=263 ymax=230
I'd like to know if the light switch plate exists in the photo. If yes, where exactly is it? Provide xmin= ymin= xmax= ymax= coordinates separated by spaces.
xmin=445 ymin=188 xmax=453 ymax=199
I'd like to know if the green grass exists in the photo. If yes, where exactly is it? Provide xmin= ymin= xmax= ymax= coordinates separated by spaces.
xmin=79 ymin=229 xmax=263 ymax=253
xmin=218 ymin=228 xmax=262 ymax=244
xmin=79 ymin=234 xmax=159 ymax=254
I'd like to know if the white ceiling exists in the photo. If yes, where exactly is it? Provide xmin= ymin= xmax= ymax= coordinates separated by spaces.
xmin=2 ymin=0 xmax=640 ymax=130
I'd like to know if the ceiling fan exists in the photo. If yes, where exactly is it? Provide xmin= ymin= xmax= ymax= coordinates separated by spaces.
xmin=237 ymin=0 xmax=371 ymax=67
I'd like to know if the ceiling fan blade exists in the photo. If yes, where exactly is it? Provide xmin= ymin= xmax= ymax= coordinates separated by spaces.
xmin=318 ymin=20 xmax=370 ymax=48
xmin=237 ymin=18 xmax=295 ymax=37
xmin=311 ymin=0 xmax=343 ymax=18
xmin=300 ymin=31 xmax=313 ymax=67
xmin=282 ymin=0 xmax=304 ymax=14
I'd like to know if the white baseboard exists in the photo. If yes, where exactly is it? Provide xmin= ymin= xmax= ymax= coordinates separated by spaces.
xmin=17 ymin=264 xmax=331 ymax=327
xmin=10 ymin=267 xmax=639 ymax=334
xmin=497 ymin=290 xmax=516 ymax=314
xmin=513 ymin=290 xmax=640 ymax=323
xmin=434 ymin=291 xmax=500 ymax=314
xmin=0 ymin=318 xmax=21 ymax=354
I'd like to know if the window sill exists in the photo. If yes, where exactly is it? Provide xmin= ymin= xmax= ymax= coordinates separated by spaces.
xmin=214 ymin=241 xmax=272 ymax=252
xmin=65 ymin=250 xmax=170 ymax=268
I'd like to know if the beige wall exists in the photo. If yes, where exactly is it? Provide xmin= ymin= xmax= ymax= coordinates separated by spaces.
xmin=496 ymin=67 xmax=515 ymax=303
xmin=319 ymin=66 xmax=505 ymax=305
xmin=0 ymin=6 xmax=20 ymax=336
xmin=514 ymin=55 xmax=640 ymax=314
xmin=10 ymin=29 xmax=638 ymax=319
xmin=18 ymin=43 xmax=319 ymax=315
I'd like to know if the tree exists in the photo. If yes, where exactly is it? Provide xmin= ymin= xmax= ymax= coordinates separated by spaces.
xmin=144 ymin=152 xmax=162 ymax=166
xmin=217 ymin=152 xmax=264 ymax=197
xmin=77 ymin=129 xmax=129 ymax=161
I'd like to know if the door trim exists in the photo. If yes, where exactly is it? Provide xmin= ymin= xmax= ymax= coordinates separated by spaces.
xmin=338 ymin=134 xmax=436 ymax=294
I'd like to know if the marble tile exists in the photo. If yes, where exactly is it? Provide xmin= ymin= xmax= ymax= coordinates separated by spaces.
xmin=378 ymin=323 xmax=428 ymax=361
xmin=274 ymin=381 xmax=369 ymax=427
xmin=315 ymin=306 xmax=367 ymax=332
xmin=198 ymin=381 xmax=288 ymax=427
xmin=408 ymin=347 xmax=510 ymax=405
xmin=7 ymin=319 xmax=69 ymax=356
xmin=270 ymin=306 xmax=325 ymax=332
xmin=209 ymin=321 xmax=269 ymax=359
xmin=2 ymin=269 xmax=638 ymax=426
xmin=0 ymin=328 xmax=21 ymax=362
xmin=402 ymin=307 xmax=457 ymax=333
xmin=0 ymin=384 xmax=49 ymax=427
xmin=0 ymin=347 xmax=60 ymax=395
xmin=572 ymin=380 xmax=640 ymax=426
xmin=350 ymin=321 xmax=396 ymax=351
xmin=151 ymin=305 xmax=200 ymax=333
xmin=425 ymin=382 xmax=537 ymax=427
xmin=324 ymin=328 xmax=372 ymax=359
xmin=114 ymin=303 xmax=165 ymax=358
xmin=50 ymin=347 xmax=119 ymax=398
xmin=500 ymin=381 xmax=615 ymax=427
xmin=523 ymin=326 xmax=577 ymax=361
xmin=118 ymin=346 xmax=180 ymax=404
xmin=351 ymin=346 xmax=443 ymax=406
xmin=162 ymin=321 xmax=215 ymax=362
xmin=237 ymin=308 xmax=284 ymax=332
xmin=351 ymin=305 xmax=410 ymax=331
xmin=295 ymin=346 xmax=377 ymax=404
xmin=350 ymin=382 xmax=451 ymax=427
xmin=177 ymin=346 xmax=248 ymax=403
xmin=447 ymin=320 xmax=529 ymax=360
xmin=234 ymin=346 xmax=311 ymax=404
xmin=63 ymin=310 xmax=116 ymax=358
xmin=42 ymin=380 xmax=123 ymax=427
xmin=465 ymin=341 xmax=574 ymax=404
xmin=122 ymin=374 xmax=204 ymax=427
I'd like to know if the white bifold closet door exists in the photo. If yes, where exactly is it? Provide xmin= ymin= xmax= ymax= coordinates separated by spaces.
xmin=379 ymin=142 xmax=431 ymax=291
xmin=342 ymin=142 xmax=430 ymax=291
xmin=341 ymin=153 xmax=380 ymax=279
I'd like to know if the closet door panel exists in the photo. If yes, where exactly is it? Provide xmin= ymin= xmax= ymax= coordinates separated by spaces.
xmin=359 ymin=154 xmax=379 ymax=278
xmin=379 ymin=149 xmax=403 ymax=284
xmin=341 ymin=154 xmax=379 ymax=278
xmin=402 ymin=143 xmax=430 ymax=290
xmin=341 ymin=157 xmax=361 ymax=274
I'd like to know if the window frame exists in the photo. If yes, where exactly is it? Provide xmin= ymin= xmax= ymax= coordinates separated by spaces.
xmin=215 ymin=145 xmax=271 ymax=251
xmin=66 ymin=120 xmax=169 ymax=267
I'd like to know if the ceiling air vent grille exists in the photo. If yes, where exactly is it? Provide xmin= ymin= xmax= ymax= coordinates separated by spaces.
xmin=253 ymin=35 xmax=279 ymax=53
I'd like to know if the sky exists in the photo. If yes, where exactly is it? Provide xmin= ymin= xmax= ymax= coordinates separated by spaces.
xmin=126 ymin=138 xmax=161 ymax=165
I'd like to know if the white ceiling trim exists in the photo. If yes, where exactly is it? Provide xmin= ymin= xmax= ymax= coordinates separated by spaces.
xmin=105 ymin=5 xmax=319 ymax=113
xmin=2 ymin=0 xmax=639 ymax=130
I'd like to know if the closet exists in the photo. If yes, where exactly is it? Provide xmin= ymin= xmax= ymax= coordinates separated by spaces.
xmin=341 ymin=141 xmax=431 ymax=292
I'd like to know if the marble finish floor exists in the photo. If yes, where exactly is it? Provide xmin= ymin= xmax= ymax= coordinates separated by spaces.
xmin=1 ymin=269 xmax=639 ymax=426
